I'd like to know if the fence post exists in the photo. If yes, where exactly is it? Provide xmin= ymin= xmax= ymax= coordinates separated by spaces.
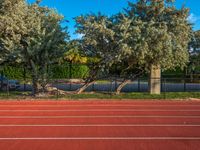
xmin=115 ymin=77 xmax=117 ymax=91
xmin=23 ymin=66 xmax=26 ymax=92
xmin=6 ymin=79 xmax=9 ymax=97
xmin=161 ymin=77 xmax=163 ymax=92
xmin=164 ymin=78 xmax=166 ymax=99
xmin=56 ymin=88 xmax=59 ymax=100
xmin=138 ymin=78 xmax=140 ymax=92
xmin=92 ymin=82 xmax=95 ymax=92
xmin=0 ymin=71 xmax=3 ymax=91
xmin=69 ymin=81 xmax=72 ymax=91
xmin=110 ymin=80 xmax=113 ymax=94
xmin=184 ymin=78 xmax=186 ymax=92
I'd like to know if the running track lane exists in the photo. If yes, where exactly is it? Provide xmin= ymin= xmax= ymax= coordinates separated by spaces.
xmin=0 ymin=100 xmax=200 ymax=150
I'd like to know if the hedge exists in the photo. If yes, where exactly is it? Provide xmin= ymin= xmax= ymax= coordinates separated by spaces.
xmin=1 ymin=66 xmax=31 ymax=80
xmin=0 ymin=63 xmax=89 ymax=80
xmin=50 ymin=63 xmax=89 ymax=79
xmin=2 ymin=65 xmax=198 ymax=80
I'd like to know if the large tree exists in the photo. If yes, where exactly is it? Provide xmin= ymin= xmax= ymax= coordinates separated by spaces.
xmin=75 ymin=13 xmax=119 ymax=94
xmin=111 ymin=13 xmax=146 ymax=94
xmin=75 ymin=13 xmax=138 ymax=94
xmin=189 ymin=30 xmax=200 ymax=56
xmin=123 ymin=0 xmax=192 ymax=94
xmin=188 ymin=30 xmax=200 ymax=79
xmin=0 ymin=0 xmax=68 ymax=95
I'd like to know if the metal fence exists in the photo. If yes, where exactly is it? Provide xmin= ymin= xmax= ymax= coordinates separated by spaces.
xmin=1 ymin=77 xmax=200 ymax=93
xmin=50 ymin=77 xmax=200 ymax=93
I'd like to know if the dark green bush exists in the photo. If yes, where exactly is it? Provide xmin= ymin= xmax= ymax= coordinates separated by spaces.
xmin=50 ymin=63 xmax=89 ymax=79
xmin=1 ymin=64 xmax=89 ymax=80
xmin=1 ymin=66 xmax=31 ymax=80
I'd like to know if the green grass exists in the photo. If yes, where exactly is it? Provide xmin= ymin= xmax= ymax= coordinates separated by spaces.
xmin=0 ymin=91 xmax=200 ymax=100
xmin=0 ymin=91 xmax=30 ymax=99
xmin=95 ymin=80 xmax=112 ymax=84
xmin=57 ymin=92 xmax=200 ymax=100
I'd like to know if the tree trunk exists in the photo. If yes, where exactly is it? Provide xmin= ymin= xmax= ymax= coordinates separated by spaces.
xmin=40 ymin=63 xmax=48 ymax=92
xmin=149 ymin=64 xmax=161 ymax=94
xmin=116 ymin=70 xmax=144 ymax=95
xmin=76 ymin=80 xmax=96 ymax=94
xmin=116 ymin=79 xmax=131 ymax=95
xmin=69 ymin=61 xmax=72 ymax=79
xmin=30 ymin=60 xmax=39 ymax=96
xmin=32 ymin=74 xmax=39 ymax=95
xmin=76 ymin=68 xmax=100 ymax=94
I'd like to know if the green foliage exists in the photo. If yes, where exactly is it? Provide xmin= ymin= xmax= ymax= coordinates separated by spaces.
xmin=74 ymin=0 xmax=191 ymax=82
xmin=74 ymin=12 xmax=136 ymax=82
xmin=188 ymin=30 xmax=200 ymax=74
xmin=162 ymin=68 xmax=185 ymax=78
xmin=1 ymin=66 xmax=30 ymax=80
xmin=51 ymin=63 xmax=89 ymax=79
xmin=190 ymin=30 xmax=200 ymax=52
xmin=75 ymin=13 xmax=118 ymax=79
xmin=122 ymin=0 xmax=192 ymax=71
xmin=70 ymin=64 xmax=89 ymax=78
xmin=0 ymin=0 xmax=69 ymax=94
xmin=63 ymin=40 xmax=87 ymax=64
xmin=1 ymin=64 xmax=89 ymax=79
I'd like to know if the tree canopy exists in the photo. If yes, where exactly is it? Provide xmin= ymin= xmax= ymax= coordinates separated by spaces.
xmin=188 ymin=30 xmax=200 ymax=74
xmin=0 ymin=0 xmax=69 ymax=95
xmin=122 ymin=0 xmax=192 ymax=71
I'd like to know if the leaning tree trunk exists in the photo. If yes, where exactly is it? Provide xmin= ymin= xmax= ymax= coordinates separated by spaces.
xmin=149 ymin=64 xmax=161 ymax=94
xmin=76 ymin=80 xmax=96 ymax=94
xmin=116 ymin=70 xmax=144 ymax=95
xmin=76 ymin=68 xmax=100 ymax=94
xmin=116 ymin=79 xmax=131 ymax=95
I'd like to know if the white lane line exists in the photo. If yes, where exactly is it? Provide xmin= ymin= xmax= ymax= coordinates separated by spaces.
xmin=0 ymin=137 xmax=200 ymax=140
xmin=0 ymin=109 xmax=200 ymax=112
xmin=0 ymin=124 xmax=199 ymax=127
xmin=0 ymin=104 xmax=200 ymax=107
xmin=0 ymin=116 xmax=200 ymax=118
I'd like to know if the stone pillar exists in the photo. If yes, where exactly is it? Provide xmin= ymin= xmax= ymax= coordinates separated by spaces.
xmin=149 ymin=65 xmax=161 ymax=94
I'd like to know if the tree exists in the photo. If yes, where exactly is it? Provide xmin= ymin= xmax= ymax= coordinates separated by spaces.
xmin=0 ymin=0 xmax=26 ymax=64
xmin=110 ymin=14 xmax=146 ymax=94
xmin=189 ymin=30 xmax=200 ymax=60
xmin=123 ymin=0 xmax=191 ymax=94
xmin=75 ymin=12 xmax=139 ymax=94
xmin=0 ymin=0 xmax=68 ymax=95
xmin=188 ymin=30 xmax=200 ymax=80
xmin=75 ymin=13 xmax=119 ymax=94
xmin=63 ymin=40 xmax=87 ymax=78
xmin=190 ymin=30 xmax=200 ymax=52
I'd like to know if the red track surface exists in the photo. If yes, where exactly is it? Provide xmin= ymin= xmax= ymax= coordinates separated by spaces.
xmin=0 ymin=100 xmax=200 ymax=150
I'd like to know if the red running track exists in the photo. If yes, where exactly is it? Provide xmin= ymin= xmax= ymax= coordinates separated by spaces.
xmin=0 ymin=100 xmax=200 ymax=150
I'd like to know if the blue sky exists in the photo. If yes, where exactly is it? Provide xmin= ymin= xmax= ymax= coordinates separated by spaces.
xmin=28 ymin=0 xmax=200 ymax=39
